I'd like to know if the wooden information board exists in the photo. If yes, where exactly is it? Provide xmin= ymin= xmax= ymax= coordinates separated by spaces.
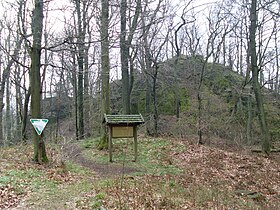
xmin=103 ymin=114 xmax=144 ymax=162
xmin=112 ymin=126 xmax=134 ymax=138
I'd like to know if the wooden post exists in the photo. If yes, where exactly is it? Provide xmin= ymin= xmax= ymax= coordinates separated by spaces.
xmin=108 ymin=126 xmax=113 ymax=162
xmin=133 ymin=126 xmax=137 ymax=162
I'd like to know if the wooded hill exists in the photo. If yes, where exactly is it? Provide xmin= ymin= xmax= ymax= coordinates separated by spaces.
xmin=0 ymin=0 xmax=279 ymax=162
xmin=106 ymin=55 xmax=280 ymax=146
xmin=11 ymin=53 xmax=280 ymax=150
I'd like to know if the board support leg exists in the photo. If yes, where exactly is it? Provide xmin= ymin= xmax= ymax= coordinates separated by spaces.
xmin=109 ymin=126 xmax=113 ymax=162
xmin=133 ymin=126 xmax=138 ymax=162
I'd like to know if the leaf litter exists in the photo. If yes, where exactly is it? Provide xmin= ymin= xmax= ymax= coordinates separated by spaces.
xmin=174 ymin=141 xmax=280 ymax=208
xmin=1 ymin=138 xmax=280 ymax=209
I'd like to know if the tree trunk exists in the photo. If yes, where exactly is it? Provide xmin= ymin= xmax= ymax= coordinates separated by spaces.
xmin=246 ymin=93 xmax=253 ymax=144
xmin=145 ymin=75 xmax=152 ymax=135
xmin=174 ymin=16 xmax=186 ymax=120
xmin=75 ymin=0 xmax=85 ymax=139
xmin=30 ymin=0 xmax=48 ymax=163
xmin=144 ymin=40 xmax=152 ymax=135
xmin=5 ymin=78 xmax=11 ymax=144
xmin=99 ymin=0 xmax=110 ymax=149
xmin=0 ymin=57 xmax=14 ymax=145
xmin=84 ymin=45 xmax=90 ymax=135
xmin=21 ymin=87 xmax=31 ymax=142
xmin=222 ymin=32 xmax=226 ymax=66
xmin=249 ymin=0 xmax=270 ymax=154
xmin=120 ymin=0 xmax=141 ymax=114
xmin=77 ymin=59 xmax=84 ymax=139
xmin=72 ymin=63 xmax=79 ymax=140
xmin=15 ymin=64 xmax=23 ymax=141
xmin=74 ymin=71 xmax=79 ymax=140
xmin=240 ymin=22 xmax=243 ymax=76
xmin=274 ymin=28 xmax=279 ymax=94
xmin=120 ymin=0 xmax=130 ymax=114
xmin=197 ymin=58 xmax=210 ymax=144
xmin=151 ymin=66 xmax=158 ymax=136
xmin=174 ymin=61 xmax=180 ymax=120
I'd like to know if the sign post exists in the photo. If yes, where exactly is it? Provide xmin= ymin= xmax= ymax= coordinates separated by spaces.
xmin=30 ymin=119 xmax=49 ymax=135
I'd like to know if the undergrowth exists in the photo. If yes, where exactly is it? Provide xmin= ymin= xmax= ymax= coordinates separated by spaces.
xmin=82 ymin=137 xmax=185 ymax=175
xmin=1 ymin=137 xmax=280 ymax=209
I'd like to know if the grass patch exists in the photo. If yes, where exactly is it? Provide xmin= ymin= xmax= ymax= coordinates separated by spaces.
xmin=23 ymin=179 xmax=95 ymax=209
xmin=0 ymin=144 xmax=98 ymax=209
xmin=1 ymin=138 xmax=277 ymax=209
xmin=65 ymin=160 xmax=93 ymax=176
xmin=77 ymin=137 xmax=270 ymax=209
xmin=82 ymin=137 xmax=185 ymax=175
xmin=76 ymin=191 xmax=106 ymax=209
xmin=81 ymin=137 xmax=100 ymax=149
xmin=1 ymin=168 xmax=56 ymax=190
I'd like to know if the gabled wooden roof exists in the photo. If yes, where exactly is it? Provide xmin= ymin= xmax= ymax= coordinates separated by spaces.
xmin=104 ymin=114 xmax=144 ymax=125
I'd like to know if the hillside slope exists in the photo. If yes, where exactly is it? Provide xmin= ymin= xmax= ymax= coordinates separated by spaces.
xmin=125 ymin=55 xmax=280 ymax=146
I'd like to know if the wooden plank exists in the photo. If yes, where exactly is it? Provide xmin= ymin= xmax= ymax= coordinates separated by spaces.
xmin=104 ymin=114 xmax=144 ymax=125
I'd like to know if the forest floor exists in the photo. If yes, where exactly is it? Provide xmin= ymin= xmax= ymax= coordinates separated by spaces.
xmin=1 ymin=136 xmax=280 ymax=209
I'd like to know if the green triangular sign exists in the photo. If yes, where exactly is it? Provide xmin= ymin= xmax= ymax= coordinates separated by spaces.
xmin=30 ymin=119 xmax=49 ymax=135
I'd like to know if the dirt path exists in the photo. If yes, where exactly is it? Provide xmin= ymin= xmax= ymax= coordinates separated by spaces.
xmin=62 ymin=143 xmax=140 ymax=177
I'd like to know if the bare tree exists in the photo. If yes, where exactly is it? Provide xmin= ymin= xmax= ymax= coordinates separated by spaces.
xmin=30 ymin=0 xmax=48 ymax=163
xmin=0 ymin=3 xmax=24 ymax=145
xmin=274 ymin=21 xmax=279 ymax=93
xmin=73 ymin=0 xmax=86 ymax=139
xmin=173 ymin=2 xmax=194 ymax=120
xmin=249 ymin=0 xmax=270 ymax=153
xmin=137 ymin=0 xmax=170 ymax=136
xmin=196 ymin=5 xmax=236 ymax=144
xmin=120 ymin=0 xmax=141 ymax=114
xmin=99 ymin=0 xmax=110 ymax=148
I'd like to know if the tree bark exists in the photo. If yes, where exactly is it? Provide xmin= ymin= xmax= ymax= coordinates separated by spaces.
xmin=144 ymin=40 xmax=152 ymax=135
xmin=0 ymin=25 xmax=23 ymax=145
xmin=249 ymin=0 xmax=270 ymax=154
xmin=145 ymin=74 xmax=151 ymax=135
xmin=120 ymin=0 xmax=130 ymax=114
xmin=239 ymin=21 xmax=243 ymax=76
xmin=151 ymin=66 xmax=158 ymax=136
xmin=5 ymin=78 xmax=11 ymax=143
xmin=99 ymin=0 xmax=110 ymax=149
xmin=120 ymin=0 xmax=141 ymax=114
xmin=246 ymin=93 xmax=253 ymax=144
xmin=15 ymin=64 xmax=23 ymax=141
xmin=21 ymin=87 xmax=31 ymax=142
xmin=75 ymin=0 xmax=85 ymax=139
xmin=174 ymin=15 xmax=186 ymax=120
xmin=30 ymin=0 xmax=48 ymax=163
xmin=84 ymin=45 xmax=90 ymax=135
xmin=197 ymin=61 xmax=207 ymax=144
xmin=274 ymin=27 xmax=279 ymax=94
